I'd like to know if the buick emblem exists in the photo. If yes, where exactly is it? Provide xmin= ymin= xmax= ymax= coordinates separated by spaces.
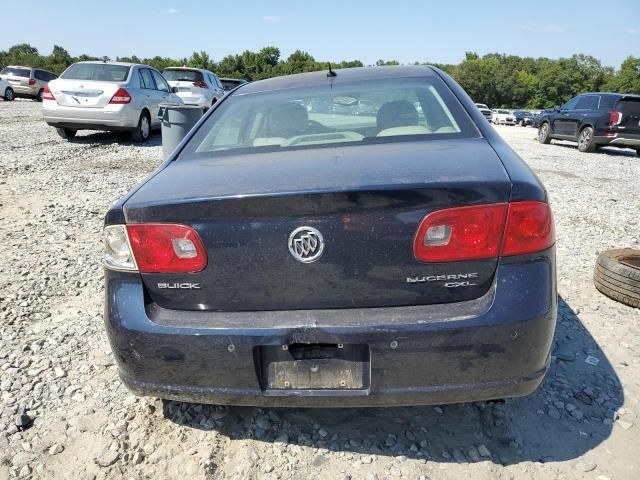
xmin=288 ymin=226 xmax=324 ymax=263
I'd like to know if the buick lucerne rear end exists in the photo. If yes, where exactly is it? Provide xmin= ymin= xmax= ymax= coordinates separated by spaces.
xmin=103 ymin=66 xmax=556 ymax=407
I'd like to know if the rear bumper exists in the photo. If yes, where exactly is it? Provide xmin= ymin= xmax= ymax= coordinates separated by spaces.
xmin=43 ymin=101 xmax=139 ymax=130
xmin=11 ymin=84 xmax=38 ymax=96
xmin=175 ymin=93 xmax=210 ymax=108
xmin=594 ymin=133 xmax=640 ymax=148
xmin=104 ymin=249 xmax=557 ymax=407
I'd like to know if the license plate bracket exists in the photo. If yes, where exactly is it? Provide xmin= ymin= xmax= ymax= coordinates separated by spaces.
xmin=258 ymin=344 xmax=370 ymax=391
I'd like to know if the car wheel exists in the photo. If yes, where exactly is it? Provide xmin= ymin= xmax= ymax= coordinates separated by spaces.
xmin=55 ymin=127 xmax=77 ymax=140
xmin=635 ymin=148 xmax=640 ymax=157
xmin=4 ymin=87 xmax=14 ymax=101
xmin=131 ymin=111 xmax=151 ymax=143
xmin=594 ymin=249 xmax=640 ymax=308
xmin=36 ymin=89 xmax=44 ymax=102
xmin=538 ymin=122 xmax=551 ymax=144
xmin=519 ymin=120 xmax=524 ymax=127
xmin=577 ymin=126 xmax=596 ymax=152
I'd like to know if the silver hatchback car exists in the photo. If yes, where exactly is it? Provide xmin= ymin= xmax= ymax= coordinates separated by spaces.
xmin=43 ymin=62 xmax=182 ymax=142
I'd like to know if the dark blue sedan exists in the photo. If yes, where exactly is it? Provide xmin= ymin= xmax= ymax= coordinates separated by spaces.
xmin=103 ymin=66 xmax=556 ymax=407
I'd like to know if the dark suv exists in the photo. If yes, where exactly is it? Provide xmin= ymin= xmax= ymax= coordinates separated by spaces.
xmin=537 ymin=93 xmax=640 ymax=155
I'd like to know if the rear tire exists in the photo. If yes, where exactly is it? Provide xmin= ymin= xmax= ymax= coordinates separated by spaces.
xmin=4 ymin=87 xmax=14 ymax=101
xmin=538 ymin=122 xmax=551 ymax=144
xmin=577 ymin=126 xmax=596 ymax=152
xmin=131 ymin=111 xmax=151 ymax=143
xmin=55 ymin=127 xmax=77 ymax=140
xmin=36 ymin=89 xmax=43 ymax=102
xmin=594 ymin=249 xmax=640 ymax=308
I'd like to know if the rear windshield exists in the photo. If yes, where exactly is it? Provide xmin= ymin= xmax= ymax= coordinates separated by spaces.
xmin=221 ymin=79 xmax=243 ymax=91
xmin=1 ymin=67 xmax=30 ymax=78
xmin=180 ymin=77 xmax=478 ymax=159
xmin=617 ymin=97 xmax=640 ymax=115
xmin=497 ymin=110 xmax=510 ymax=114
xmin=163 ymin=69 xmax=203 ymax=82
xmin=61 ymin=64 xmax=130 ymax=82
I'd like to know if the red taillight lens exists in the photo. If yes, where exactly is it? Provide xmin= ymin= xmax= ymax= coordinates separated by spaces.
xmin=42 ymin=85 xmax=55 ymax=101
xmin=126 ymin=224 xmax=207 ymax=273
xmin=608 ymin=111 xmax=622 ymax=126
xmin=28 ymin=78 xmax=36 ymax=86
xmin=414 ymin=201 xmax=554 ymax=262
xmin=414 ymin=204 xmax=508 ymax=262
xmin=193 ymin=80 xmax=208 ymax=88
xmin=109 ymin=88 xmax=131 ymax=104
xmin=502 ymin=201 xmax=554 ymax=256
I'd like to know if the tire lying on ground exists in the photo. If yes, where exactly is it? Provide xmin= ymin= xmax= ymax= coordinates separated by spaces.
xmin=594 ymin=249 xmax=640 ymax=308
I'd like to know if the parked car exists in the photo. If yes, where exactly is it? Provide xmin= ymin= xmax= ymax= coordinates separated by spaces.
xmin=219 ymin=77 xmax=249 ymax=92
xmin=474 ymin=103 xmax=492 ymax=121
xmin=42 ymin=61 xmax=183 ymax=142
xmin=0 ymin=77 xmax=14 ymax=101
xmin=163 ymin=67 xmax=225 ymax=110
xmin=513 ymin=110 xmax=534 ymax=127
xmin=492 ymin=109 xmax=516 ymax=125
xmin=537 ymin=92 xmax=640 ymax=155
xmin=0 ymin=66 xmax=57 ymax=101
xmin=103 ymin=66 xmax=556 ymax=407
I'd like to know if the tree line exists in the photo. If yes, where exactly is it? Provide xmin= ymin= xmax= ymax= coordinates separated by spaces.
xmin=1 ymin=43 xmax=638 ymax=109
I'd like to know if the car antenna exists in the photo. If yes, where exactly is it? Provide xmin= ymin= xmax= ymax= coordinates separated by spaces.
xmin=326 ymin=63 xmax=337 ymax=78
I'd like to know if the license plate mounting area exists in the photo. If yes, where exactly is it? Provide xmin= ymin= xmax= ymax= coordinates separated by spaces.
xmin=257 ymin=343 xmax=370 ymax=393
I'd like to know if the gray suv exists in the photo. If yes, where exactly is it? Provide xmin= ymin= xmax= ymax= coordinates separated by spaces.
xmin=0 ymin=66 xmax=57 ymax=101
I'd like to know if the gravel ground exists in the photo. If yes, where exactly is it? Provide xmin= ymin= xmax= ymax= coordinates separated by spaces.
xmin=1 ymin=100 xmax=639 ymax=480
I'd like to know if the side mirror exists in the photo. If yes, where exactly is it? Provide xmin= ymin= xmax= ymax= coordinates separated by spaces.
xmin=554 ymin=105 xmax=561 ymax=112
xmin=171 ymin=86 xmax=179 ymax=94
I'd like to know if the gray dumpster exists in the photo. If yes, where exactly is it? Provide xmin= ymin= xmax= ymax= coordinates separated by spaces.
xmin=160 ymin=104 xmax=203 ymax=159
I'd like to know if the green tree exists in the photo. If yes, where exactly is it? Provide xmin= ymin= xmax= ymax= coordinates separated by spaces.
xmin=604 ymin=56 xmax=640 ymax=93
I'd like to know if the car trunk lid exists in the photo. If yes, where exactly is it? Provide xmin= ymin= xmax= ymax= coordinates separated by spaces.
xmin=123 ymin=139 xmax=512 ymax=311
xmin=48 ymin=79 xmax=122 ymax=108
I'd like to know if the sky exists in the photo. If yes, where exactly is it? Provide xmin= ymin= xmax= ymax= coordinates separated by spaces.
xmin=1 ymin=0 xmax=639 ymax=68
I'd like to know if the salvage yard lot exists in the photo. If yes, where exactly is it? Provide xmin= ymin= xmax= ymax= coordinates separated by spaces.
xmin=1 ymin=99 xmax=639 ymax=480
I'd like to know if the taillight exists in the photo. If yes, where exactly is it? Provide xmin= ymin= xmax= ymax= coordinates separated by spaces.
xmin=42 ymin=85 xmax=55 ymax=101
xmin=109 ymin=88 xmax=131 ymax=104
xmin=414 ymin=204 xmax=508 ymax=262
xmin=501 ymin=201 xmax=554 ymax=256
xmin=193 ymin=80 xmax=208 ymax=89
xmin=608 ymin=111 xmax=622 ymax=126
xmin=126 ymin=224 xmax=207 ymax=273
xmin=28 ymin=78 xmax=36 ymax=86
xmin=413 ymin=201 xmax=554 ymax=262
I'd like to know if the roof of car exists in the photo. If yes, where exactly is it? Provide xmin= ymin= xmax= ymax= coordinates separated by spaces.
xmin=578 ymin=92 xmax=640 ymax=98
xmin=74 ymin=61 xmax=140 ymax=67
xmin=163 ymin=67 xmax=212 ymax=72
xmin=237 ymin=66 xmax=437 ymax=94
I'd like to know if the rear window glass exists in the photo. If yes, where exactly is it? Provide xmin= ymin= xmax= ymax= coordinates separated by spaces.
xmin=221 ymin=79 xmax=243 ymax=91
xmin=163 ymin=69 xmax=203 ymax=82
xmin=61 ymin=64 xmax=130 ymax=82
xmin=180 ymin=77 xmax=478 ymax=160
xmin=617 ymin=98 xmax=640 ymax=115
xmin=1 ymin=67 xmax=30 ymax=78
